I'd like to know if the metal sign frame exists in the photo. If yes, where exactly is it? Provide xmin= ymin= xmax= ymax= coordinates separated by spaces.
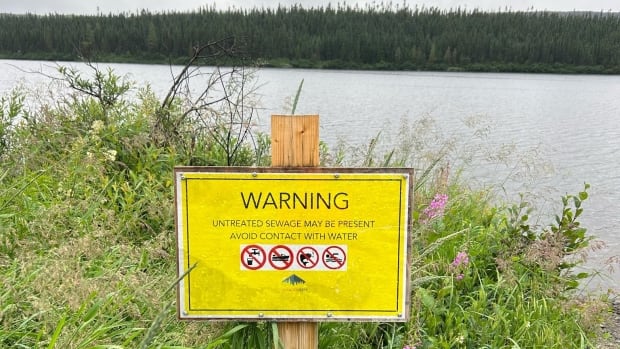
xmin=174 ymin=166 xmax=413 ymax=322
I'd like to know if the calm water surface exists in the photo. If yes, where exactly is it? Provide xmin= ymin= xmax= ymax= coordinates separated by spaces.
xmin=2 ymin=60 xmax=619 ymax=290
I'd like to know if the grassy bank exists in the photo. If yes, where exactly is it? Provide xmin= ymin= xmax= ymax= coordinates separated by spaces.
xmin=0 ymin=62 xmax=615 ymax=348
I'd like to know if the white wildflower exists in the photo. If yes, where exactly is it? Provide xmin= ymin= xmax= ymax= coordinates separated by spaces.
xmin=103 ymin=149 xmax=117 ymax=162
xmin=90 ymin=120 xmax=104 ymax=134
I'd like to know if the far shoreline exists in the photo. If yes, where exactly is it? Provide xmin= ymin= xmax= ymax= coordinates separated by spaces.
xmin=2 ymin=53 xmax=619 ymax=75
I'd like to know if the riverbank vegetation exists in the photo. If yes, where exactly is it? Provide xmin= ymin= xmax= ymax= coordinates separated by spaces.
xmin=1 ymin=4 xmax=620 ymax=74
xmin=1 ymin=57 xmax=617 ymax=347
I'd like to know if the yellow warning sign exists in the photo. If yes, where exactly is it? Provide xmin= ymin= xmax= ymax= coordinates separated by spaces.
xmin=175 ymin=167 xmax=413 ymax=321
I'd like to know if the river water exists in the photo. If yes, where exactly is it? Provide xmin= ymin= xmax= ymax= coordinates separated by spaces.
xmin=2 ymin=59 xmax=619 ymax=290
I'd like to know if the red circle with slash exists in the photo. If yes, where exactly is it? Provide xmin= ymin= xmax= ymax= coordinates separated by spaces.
xmin=322 ymin=246 xmax=346 ymax=270
xmin=241 ymin=244 xmax=266 ymax=270
xmin=268 ymin=245 xmax=294 ymax=270
xmin=296 ymin=246 xmax=319 ymax=269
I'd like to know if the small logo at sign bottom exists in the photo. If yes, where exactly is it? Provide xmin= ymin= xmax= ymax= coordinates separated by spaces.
xmin=283 ymin=274 xmax=306 ymax=285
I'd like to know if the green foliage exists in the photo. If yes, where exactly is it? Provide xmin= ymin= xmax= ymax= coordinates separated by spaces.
xmin=318 ymin=322 xmax=407 ymax=349
xmin=1 ymin=7 xmax=620 ymax=73
xmin=215 ymin=322 xmax=280 ymax=349
xmin=400 ymin=183 xmax=602 ymax=348
xmin=56 ymin=63 xmax=132 ymax=116
xmin=0 ymin=89 xmax=24 ymax=157
xmin=0 ymin=62 xmax=269 ymax=348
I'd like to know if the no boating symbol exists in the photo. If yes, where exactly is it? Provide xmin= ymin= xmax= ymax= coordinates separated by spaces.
xmin=240 ymin=244 xmax=347 ymax=271
xmin=268 ymin=245 xmax=294 ymax=270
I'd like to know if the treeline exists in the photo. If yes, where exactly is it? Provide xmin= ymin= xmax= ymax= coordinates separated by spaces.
xmin=1 ymin=4 xmax=620 ymax=73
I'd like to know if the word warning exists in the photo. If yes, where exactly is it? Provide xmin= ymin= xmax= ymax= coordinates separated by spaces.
xmin=240 ymin=244 xmax=347 ymax=271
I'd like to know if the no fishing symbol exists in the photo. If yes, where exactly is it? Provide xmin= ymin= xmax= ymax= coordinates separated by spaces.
xmin=322 ymin=246 xmax=346 ymax=270
xmin=268 ymin=245 xmax=294 ymax=270
xmin=241 ymin=244 xmax=266 ymax=270
xmin=296 ymin=246 xmax=319 ymax=269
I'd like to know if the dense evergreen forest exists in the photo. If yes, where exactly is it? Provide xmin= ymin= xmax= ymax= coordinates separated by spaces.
xmin=1 ymin=4 xmax=620 ymax=73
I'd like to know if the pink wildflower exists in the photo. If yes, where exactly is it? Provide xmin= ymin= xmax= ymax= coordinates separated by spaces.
xmin=451 ymin=251 xmax=469 ymax=281
xmin=451 ymin=251 xmax=469 ymax=268
xmin=422 ymin=193 xmax=448 ymax=221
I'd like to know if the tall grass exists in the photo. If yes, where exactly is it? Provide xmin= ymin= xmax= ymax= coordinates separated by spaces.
xmin=0 ymin=64 xmax=613 ymax=348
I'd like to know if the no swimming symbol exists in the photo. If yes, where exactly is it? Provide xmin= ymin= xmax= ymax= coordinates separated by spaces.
xmin=322 ymin=246 xmax=346 ymax=270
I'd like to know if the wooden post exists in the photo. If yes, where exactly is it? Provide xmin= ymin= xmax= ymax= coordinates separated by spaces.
xmin=271 ymin=115 xmax=320 ymax=168
xmin=271 ymin=114 xmax=319 ymax=349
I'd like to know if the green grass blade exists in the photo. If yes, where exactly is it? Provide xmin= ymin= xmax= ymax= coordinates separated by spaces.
xmin=290 ymin=79 xmax=304 ymax=115
xmin=271 ymin=322 xmax=283 ymax=349
xmin=46 ymin=315 xmax=67 ymax=349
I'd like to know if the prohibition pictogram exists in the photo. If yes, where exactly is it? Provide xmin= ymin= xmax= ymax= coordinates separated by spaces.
xmin=241 ymin=245 xmax=266 ymax=270
xmin=322 ymin=245 xmax=346 ymax=270
xmin=296 ymin=246 xmax=319 ymax=269
xmin=268 ymin=245 xmax=294 ymax=270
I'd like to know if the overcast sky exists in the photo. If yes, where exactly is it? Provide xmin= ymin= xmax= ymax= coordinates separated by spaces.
xmin=1 ymin=0 xmax=619 ymax=15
